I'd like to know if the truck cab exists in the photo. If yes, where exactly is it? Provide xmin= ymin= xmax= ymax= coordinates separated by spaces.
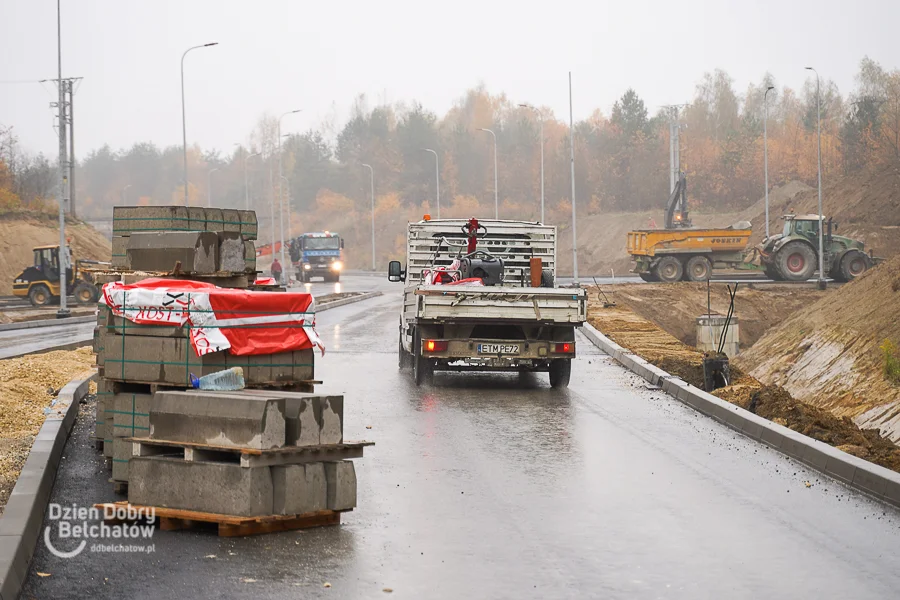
xmin=291 ymin=232 xmax=344 ymax=283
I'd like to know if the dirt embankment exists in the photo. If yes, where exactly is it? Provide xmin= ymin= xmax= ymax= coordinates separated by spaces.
xmin=587 ymin=291 xmax=900 ymax=473
xmin=0 ymin=347 xmax=96 ymax=514
xmin=0 ymin=214 xmax=111 ymax=296
xmin=594 ymin=282 xmax=827 ymax=349
xmin=735 ymin=254 xmax=900 ymax=443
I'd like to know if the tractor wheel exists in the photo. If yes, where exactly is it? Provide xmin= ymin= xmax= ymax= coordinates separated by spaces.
xmin=549 ymin=359 xmax=572 ymax=388
xmin=775 ymin=241 xmax=817 ymax=281
xmin=28 ymin=284 xmax=52 ymax=307
xmin=685 ymin=256 xmax=712 ymax=282
xmin=412 ymin=329 xmax=433 ymax=386
xmin=763 ymin=264 xmax=781 ymax=281
xmin=73 ymin=281 xmax=97 ymax=305
xmin=654 ymin=256 xmax=684 ymax=283
xmin=839 ymin=250 xmax=872 ymax=282
xmin=638 ymin=272 xmax=659 ymax=283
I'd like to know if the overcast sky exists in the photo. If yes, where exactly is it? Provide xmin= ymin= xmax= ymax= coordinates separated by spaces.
xmin=2 ymin=0 xmax=898 ymax=159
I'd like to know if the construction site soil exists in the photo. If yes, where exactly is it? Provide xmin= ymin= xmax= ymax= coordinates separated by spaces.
xmin=736 ymin=253 xmax=900 ymax=444
xmin=0 ymin=214 xmax=111 ymax=297
xmin=0 ymin=347 xmax=96 ymax=515
xmin=587 ymin=291 xmax=900 ymax=474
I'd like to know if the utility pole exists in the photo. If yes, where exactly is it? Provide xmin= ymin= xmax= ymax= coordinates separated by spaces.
xmin=764 ymin=86 xmax=775 ymax=239
xmin=55 ymin=0 xmax=69 ymax=318
xmin=66 ymin=79 xmax=76 ymax=218
xmin=422 ymin=149 xmax=440 ymax=218
xmin=805 ymin=66 xmax=826 ymax=290
xmin=569 ymin=71 xmax=578 ymax=285
xmin=477 ymin=128 xmax=498 ymax=219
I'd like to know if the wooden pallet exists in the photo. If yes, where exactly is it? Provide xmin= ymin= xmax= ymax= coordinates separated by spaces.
xmin=125 ymin=437 xmax=374 ymax=467
xmin=93 ymin=501 xmax=345 ymax=537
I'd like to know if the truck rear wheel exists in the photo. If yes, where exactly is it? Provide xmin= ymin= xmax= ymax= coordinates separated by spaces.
xmin=654 ymin=256 xmax=683 ymax=283
xmin=685 ymin=256 xmax=712 ymax=282
xmin=549 ymin=359 xmax=571 ymax=388
xmin=412 ymin=329 xmax=433 ymax=386
xmin=398 ymin=331 xmax=412 ymax=370
xmin=776 ymin=241 xmax=817 ymax=281
xmin=638 ymin=272 xmax=659 ymax=282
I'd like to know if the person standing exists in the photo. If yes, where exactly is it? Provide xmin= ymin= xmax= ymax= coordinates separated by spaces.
xmin=271 ymin=257 xmax=283 ymax=285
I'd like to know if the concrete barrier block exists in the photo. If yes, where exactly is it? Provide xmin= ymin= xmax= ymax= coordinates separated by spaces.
xmin=112 ymin=392 xmax=152 ymax=438
xmin=187 ymin=207 xmax=206 ymax=231
xmin=129 ymin=457 xmax=274 ymax=516
xmin=111 ymin=235 xmax=130 ymax=269
xmin=851 ymin=463 xmax=889 ymax=498
xmin=112 ymin=438 xmax=131 ymax=482
xmin=218 ymin=232 xmax=245 ymax=272
xmin=127 ymin=231 xmax=219 ymax=274
xmin=883 ymin=477 xmax=900 ymax=507
xmin=243 ymin=240 xmax=257 ymax=272
xmin=204 ymin=208 xmax=224 ymax=232
xmin=272 ymin=463 xmax=327 ymax=515
xmin=222 ymin=209 xmax=241 ymax=233
xmin=324 ymin=461 xmax=357 ymax=510
xmin=239 ymin=210 xmax=258 ymax=241
xmin=824 ymin=454 xmax=858 ymax=484
xmin=113 ymin=205 xmax=190 ymax=235
xmin=320 ymin=396 xmax=344 ymax=444
xmin=150 ymin=390 xmax=287 ymax=449
xmin=737 ymin=412 xmax=769 ymax=441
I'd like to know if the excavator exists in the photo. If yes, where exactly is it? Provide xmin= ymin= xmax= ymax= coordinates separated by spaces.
xmin=12 ymin=245 xmax=104 ymax=307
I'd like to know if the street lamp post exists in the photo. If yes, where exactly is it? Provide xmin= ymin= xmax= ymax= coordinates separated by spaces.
xmin=278 ymin=110 xmax=301 ymax=269
xmin=805 ymin=66 xmax=825 ymax=289
xmin=422 ymin=148 xmax=440 ymax=218
xmin=280 ymin=175 xmax=292 ymax=277
xmin=477 ymin=128 xmax=499 ymax=219
xmin=763 ymin=85 xmax=775 ymax=239
xmin=243 ymin=150 xmax=260 ymax=210
xmin=519 ymin=104 xmax=545 ymax=222
xmin=121 ymin=184 xmax=132 ymax=206
xmin=55 ymin=0 xmax=69 ymax=318
xmin=362 ymin=164 xmax=375 ymax=270
xmin=181 ymin=42 xmax=218 ymax=206
xmin=207 ymin=167 xmax=219 ymax=208
xmin=569 ymin=71 xmax=579 ymax=285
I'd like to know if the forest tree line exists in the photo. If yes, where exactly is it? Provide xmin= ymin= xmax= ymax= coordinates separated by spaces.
xmin=2 ymin=57 xmax=900 ymax=235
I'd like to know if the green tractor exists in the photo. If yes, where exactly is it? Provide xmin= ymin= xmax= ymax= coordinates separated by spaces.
xmin=758 ymin=214 xmax=879 ymax=282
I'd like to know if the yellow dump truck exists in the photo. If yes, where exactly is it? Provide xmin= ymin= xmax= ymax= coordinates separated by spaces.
xmin=627 ymin=225 xmax=753 ymax=282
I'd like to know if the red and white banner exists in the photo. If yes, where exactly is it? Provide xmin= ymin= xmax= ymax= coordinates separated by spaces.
xmin=100 ymin=278 xmax=324 ymax=357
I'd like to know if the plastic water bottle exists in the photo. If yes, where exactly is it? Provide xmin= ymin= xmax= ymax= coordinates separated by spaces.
xmin=190 ymin=367 xmax=245 ymax=391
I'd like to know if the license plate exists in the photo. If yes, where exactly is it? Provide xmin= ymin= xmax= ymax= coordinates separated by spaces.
xmin=477 ymin=343 xmax=520 ymax=355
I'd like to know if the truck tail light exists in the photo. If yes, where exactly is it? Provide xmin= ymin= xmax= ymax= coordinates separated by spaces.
xmin=424 ymin=340 xmax=448 ymax=353
xmin=554 ymin=342 xmax=574 ymax=354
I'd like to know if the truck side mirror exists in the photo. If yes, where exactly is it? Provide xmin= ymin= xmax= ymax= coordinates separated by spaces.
xmin=388 ymin=260 xmax=405 ymax=282
xmin=833 ymin=222 xmax=838 ymax=231
xmin=340 ymin=239 xmax=345 ymax=249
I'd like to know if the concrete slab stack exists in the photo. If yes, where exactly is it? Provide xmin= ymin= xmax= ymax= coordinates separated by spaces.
xmin=125 ymin=390 xmax=361 ymax=518
xmin=110 ymin=206 xmax=258 ymax=273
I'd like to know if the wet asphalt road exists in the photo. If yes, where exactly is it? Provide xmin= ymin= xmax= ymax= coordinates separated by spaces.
xmin=21 ymin=280 xmax=900 ymax=599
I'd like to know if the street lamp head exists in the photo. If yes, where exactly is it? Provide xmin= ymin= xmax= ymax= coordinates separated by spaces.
xmin=767 ymin=86 xmax=775 ymax=91
xmin=204 ymin=42 xmax=218 ymax=47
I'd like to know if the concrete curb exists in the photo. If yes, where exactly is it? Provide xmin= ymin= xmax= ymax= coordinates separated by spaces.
xmin=317 ymin=291 xmax=383 ymax=312
xmin=0 ymin=315 xmax=95 ymax=333
xmin=1 ymin=339 xmax=95 ymax=362
xmin=581 ymin=322 xmax=900 ymax=510
xmin=0 ymin=369 xmax=98 ymax=600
